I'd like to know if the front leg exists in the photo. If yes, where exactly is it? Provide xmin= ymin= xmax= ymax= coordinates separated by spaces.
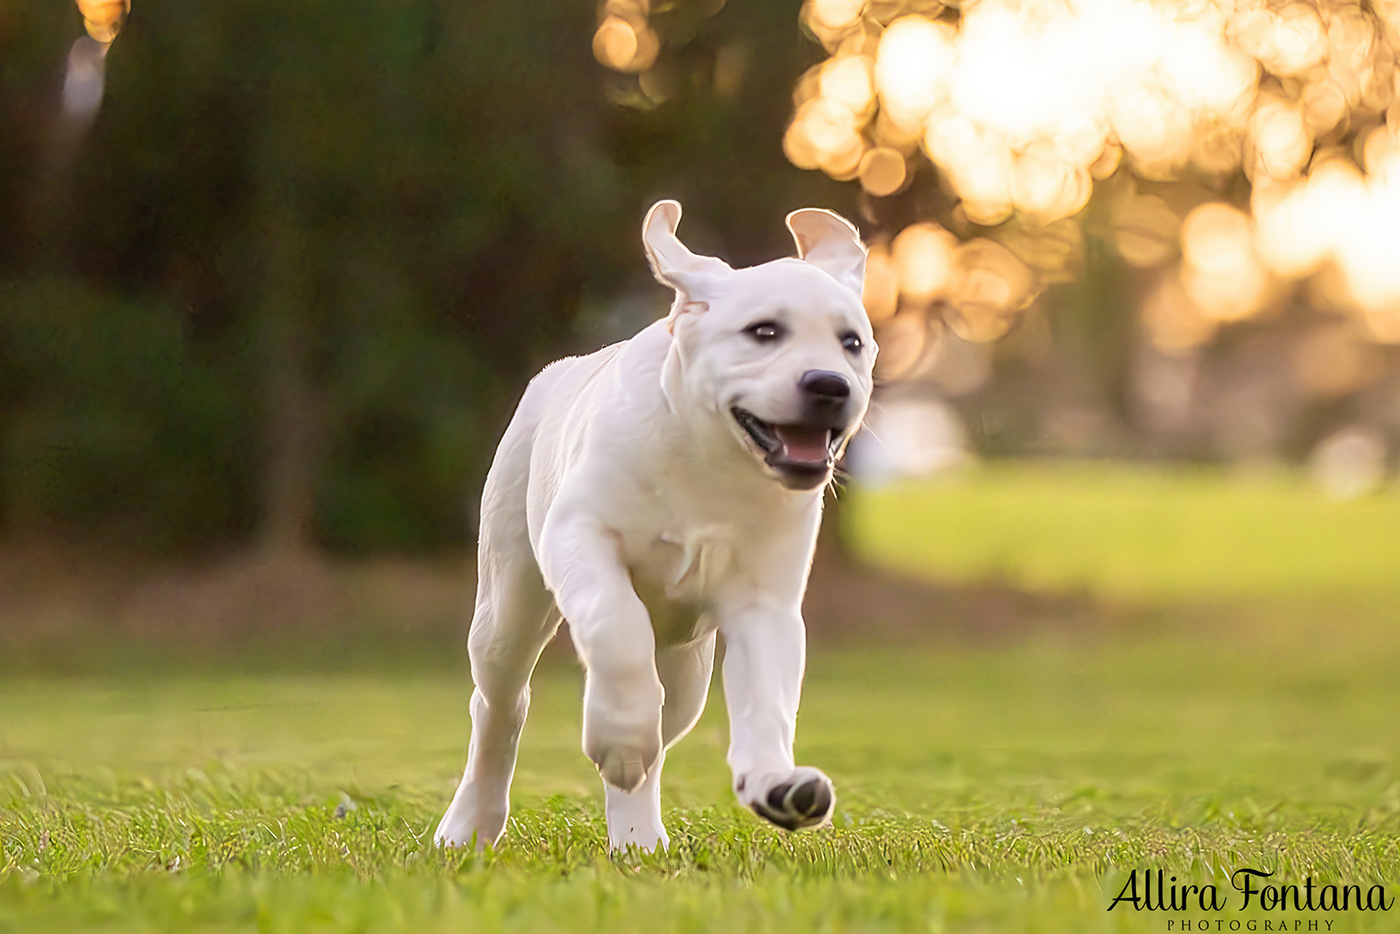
xmin=719 ymin=602 xmax=835 ymax=831
xmin=539 ymin=508 xmax=664 ymax=795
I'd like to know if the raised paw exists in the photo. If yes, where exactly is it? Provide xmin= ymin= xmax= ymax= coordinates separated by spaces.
xmin=738 ymin=766 xmax=835 ymax=831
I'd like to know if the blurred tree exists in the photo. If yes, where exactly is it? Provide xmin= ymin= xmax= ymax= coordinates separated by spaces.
xmin=0 ymin=0 xmax=851 ymax=555
xmin=779 ymin=0 xmax=1400 ymax=460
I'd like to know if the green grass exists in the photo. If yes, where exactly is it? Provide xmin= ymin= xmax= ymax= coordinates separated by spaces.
xmin=4 ymin=463 xmax=1400 ymax=932
xmin=6 ymin=644 xmax=1400 ymax=933
xmin=847 ymin=461 xmax=1400 ymax=605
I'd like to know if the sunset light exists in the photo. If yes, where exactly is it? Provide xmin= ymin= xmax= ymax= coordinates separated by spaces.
xmin=781 ymin=0 xmax=1400 ymax=347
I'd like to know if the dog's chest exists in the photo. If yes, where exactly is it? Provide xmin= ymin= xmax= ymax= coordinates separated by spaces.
xmin=626 ymin=523 xmax=736 ymax=605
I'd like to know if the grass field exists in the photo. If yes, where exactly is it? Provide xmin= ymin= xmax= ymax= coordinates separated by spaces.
xmin=846 ymin=461 xmax=1400 ymax=606
xmin=4 ymin=463 xmax=1400 ymax=932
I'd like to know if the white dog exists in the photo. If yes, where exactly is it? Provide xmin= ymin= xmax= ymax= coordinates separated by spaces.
xmin=434 ymin=200 xmax=876 ymax=853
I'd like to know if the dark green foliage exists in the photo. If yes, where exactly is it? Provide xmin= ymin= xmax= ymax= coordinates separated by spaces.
xmin=0 ymin=277 xmax=257 ymax=549
xmin=0 ymin=0 xmax=845 ymax=553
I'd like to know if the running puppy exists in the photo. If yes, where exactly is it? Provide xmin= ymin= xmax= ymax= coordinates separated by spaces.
xmin=435 ymin=200 xmax=876 ymax=852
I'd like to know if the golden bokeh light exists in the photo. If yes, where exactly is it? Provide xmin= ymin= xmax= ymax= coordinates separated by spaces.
xmin=1302 ymin=79 xmax=1349 ymax=135
xmin=592 ymin=0 xmax=730 ymax=80
xmin=1109 ymin=88 xmax=1195 ymax=180
xmin=1248 ymin=93 xmax=1313 ymax=180
xmin=891 ymin=222 xmax=957 ymax=302
xmin=593 ymin=16 xmax=638 ymax=71
xmin=788 ymin=0 xmax=1400 ymax=353
xmin=66 ymin=0 xmax=128 ymax=123
xmin=784 ymin=97 xmax=867 ymax=175
xmin=1142 ymin=272 xmax=1218 ymax=353
xmin=798 ymin=0 xmax=1339 ymax=223
xmin=944 ymin=239 xmax=1037 ymax=343
xmin=808 ymin=0 xmax=868 ymax=40
xmin=1360 ymin=308 xmax=1400 ymax=343
xmin=1251 ymin=179 xmax=1329 ymax=277
xmin=1253 ymin=140 xmax=1400 ymax=333
xmin=1090 ymin=144 xmax=1124 ymax=180
xmin=858 ymin=146 xmax=908 ymax=196
xmin=77 ymin=0 xmax=129 ymax=44
xmin=873 ymin=310 xmax=936 ymax=379
xmin=1108 ymin=190 xmax=1181 ymax=268
xmin=1190 ymin=120 xmax=1246 ymax=178
xmin=1362 ymin=124 xmax=1398 ymax=174
xmin=1012 ymin=148 xmax=1091 ymax=225
xmin=861 ymin=244 xmax=901 ymax=323
xmin=1179 ymin=202 xmax=1269 ymax=322
xmin=819 ymin=55 xmax=877 ymax=116
xmin=1236 ymin=4 xmax=1328 ymax=77
xmin=875 ymin=16 xmax=956 ymax=128
xmin=995 ymin=217 xmax=1084 ymax=284
xmin=593 ymin=15 xmax=660 ymax=73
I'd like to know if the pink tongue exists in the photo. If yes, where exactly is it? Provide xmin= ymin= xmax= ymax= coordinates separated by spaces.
xmin=775 ymin=426 xmax=830 ymax=464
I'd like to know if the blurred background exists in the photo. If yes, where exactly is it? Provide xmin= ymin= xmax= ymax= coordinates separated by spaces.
xmin=2 ymin=0 xmax=1399 ymax=665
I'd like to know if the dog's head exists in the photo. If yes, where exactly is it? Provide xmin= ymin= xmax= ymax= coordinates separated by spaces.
xmin=645 ymin=200 xmax=877 ymax=492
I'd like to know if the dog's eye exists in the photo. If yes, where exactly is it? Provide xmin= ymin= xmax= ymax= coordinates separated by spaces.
xmin=745 ymin=321 xmax=785 ymax=343
xmin=841 ymin=332 xmax=863 ymax=353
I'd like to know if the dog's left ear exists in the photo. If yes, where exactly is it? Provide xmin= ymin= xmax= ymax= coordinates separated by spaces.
xmin=786 ymin=208 xmax=866 ymax=296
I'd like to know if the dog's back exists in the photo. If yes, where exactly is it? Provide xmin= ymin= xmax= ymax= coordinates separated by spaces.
xmin=479 ymin=322 xmax=672 ymax=559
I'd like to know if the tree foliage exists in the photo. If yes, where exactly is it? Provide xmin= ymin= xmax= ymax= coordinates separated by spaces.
xmin=0 ymin=0 xmax=845 ymax=553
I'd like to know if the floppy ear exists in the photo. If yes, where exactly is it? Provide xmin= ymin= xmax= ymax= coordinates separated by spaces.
xmin=642 ymin=200 xmax=732 ymax=325
xmin=786 ymin=208 xmax=867 ymax=296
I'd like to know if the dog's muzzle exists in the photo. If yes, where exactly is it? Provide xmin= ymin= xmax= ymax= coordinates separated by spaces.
xmin=732 ymin=407 xmax=848 ymax=491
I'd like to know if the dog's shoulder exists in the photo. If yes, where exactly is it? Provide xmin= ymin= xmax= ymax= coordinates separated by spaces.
xmin=525 ymin=341 xmax=627 ymax=404
xmin=526 ymin=323 xmax=669 ymax=406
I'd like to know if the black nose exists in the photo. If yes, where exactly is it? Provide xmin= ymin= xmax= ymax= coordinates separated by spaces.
xmin=799 ymin=370 xmax=850 ymax=400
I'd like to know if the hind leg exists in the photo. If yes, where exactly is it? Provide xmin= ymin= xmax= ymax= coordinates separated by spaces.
xmin=604 ymin=631 xmax=716 ymax=852
xmin=434 ymin=552 xmax=557 ymax=849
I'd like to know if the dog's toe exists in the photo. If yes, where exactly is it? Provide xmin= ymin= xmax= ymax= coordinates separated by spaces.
xmin=748 ymin=769 xmax=835 ymax=831
xmin=788 ymin=775 xmax=832 ymax=818
xmin=766 ymin=782 xmax=794 ymax=811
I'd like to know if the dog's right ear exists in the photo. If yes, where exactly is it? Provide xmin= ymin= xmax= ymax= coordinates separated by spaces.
xmin=642 ymin=200 xmax=731 ymax=328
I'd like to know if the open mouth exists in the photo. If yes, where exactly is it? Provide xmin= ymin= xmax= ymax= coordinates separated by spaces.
xmin=732 ymin=407 xmax=841 ymax=483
